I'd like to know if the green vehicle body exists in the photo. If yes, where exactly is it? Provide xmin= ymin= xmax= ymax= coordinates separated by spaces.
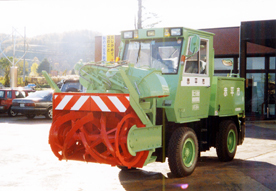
xmin=44 ymin=27 xmax=245 ymax=177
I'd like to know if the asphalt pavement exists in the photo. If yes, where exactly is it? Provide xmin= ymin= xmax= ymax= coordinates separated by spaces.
xmin=0 ymin=114 xmax=276 ymax=191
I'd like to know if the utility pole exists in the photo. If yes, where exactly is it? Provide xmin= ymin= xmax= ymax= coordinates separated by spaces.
xmin=10 ymin=27 xmax=18 ymax=89
xmin=137 ymin=0 xmax=142 ymax=29
xmin=0 ymin=27 xmax=28 ymax=88
xmin=12 ymin=28 xmax=15 ymax=66
xmin=23 ymin=27 xmax=26 ymax=84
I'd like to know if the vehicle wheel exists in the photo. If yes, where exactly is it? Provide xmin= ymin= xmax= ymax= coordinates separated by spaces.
xmin=45 ymin=107 xmax=53 ymax=119
xmin=117 ymin=166 xmax=137 ymax=171
xmin=216 ymin=120 xmax=238 ymax=162
xmin=168 ymin=127 xmax=198 ymax=177
xmin=8 ymin=108 xmax=17 ymax=117
xmin=26 ymin=114 xmax=35 ymax=119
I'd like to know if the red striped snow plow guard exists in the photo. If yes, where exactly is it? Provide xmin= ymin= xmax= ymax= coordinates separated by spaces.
xmin=49 ymin=92 xmax=149 ymax=168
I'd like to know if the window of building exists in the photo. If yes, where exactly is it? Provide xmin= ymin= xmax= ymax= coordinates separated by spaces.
xmin=214 ymin=73 xmax=228 ymax=76
xmin=214 ymin=58 xmax=233 ymax=70
xmin=268 ymin=73 xmax=275 ymax=115
xmin=269 ymin=57 xmax=276 ymax=69
xmin=246 ymin=57 xmax=265 ymax=70
xmin=246 ymin=73 xmax=265 ymax=114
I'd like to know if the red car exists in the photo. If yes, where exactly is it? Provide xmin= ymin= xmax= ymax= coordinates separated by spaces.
xmin=0 ymin=88 xmax=35 ymax=117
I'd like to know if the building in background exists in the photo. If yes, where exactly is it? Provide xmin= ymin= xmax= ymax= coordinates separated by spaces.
xmin=95 ymin=20 xmax=276 ymax=120
xmin=95 ymin=35 xmax=121 ymax=62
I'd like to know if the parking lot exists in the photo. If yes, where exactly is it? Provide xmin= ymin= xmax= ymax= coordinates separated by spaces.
xmin=0 ymin=114 xmax=276 ymax=191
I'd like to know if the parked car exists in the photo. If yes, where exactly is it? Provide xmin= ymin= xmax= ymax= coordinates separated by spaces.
xmin=59 ymin=79 xmax=83 ymax=92
xmin=24 ymin=83 xmax=36 ymax=90
xmin=11 ymin=90 xmax=53 ymax=119
xmin=0 ymin=88 xmax=35 ymax=117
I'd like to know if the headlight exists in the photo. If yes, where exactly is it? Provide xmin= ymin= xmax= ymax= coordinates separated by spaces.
xmin=147 ymin=30 xmax=155 ymax=36
xmin=123 ymin=31 xmax=134 ymax=39
xmin=171 ymin=28 xmax=182 ymax=36
xmin=164 ymin=28 xmax=182 ymax=37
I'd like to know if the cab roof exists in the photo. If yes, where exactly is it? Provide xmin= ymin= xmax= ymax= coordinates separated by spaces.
xmin=121 ymin=27 xmax=215 ymax=40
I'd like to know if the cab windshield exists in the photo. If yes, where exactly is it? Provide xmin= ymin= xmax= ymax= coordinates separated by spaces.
xmin=123 ymin=38 xmax=182 ymax=74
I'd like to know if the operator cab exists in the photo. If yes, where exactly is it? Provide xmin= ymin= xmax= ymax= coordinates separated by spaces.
xmin=122 ymin=28 xmax=186 ymax=74
xmin=123 ymin=38 xmax=182 ymax=74
xmin=121 ymin=28 xmax=211 ymax=79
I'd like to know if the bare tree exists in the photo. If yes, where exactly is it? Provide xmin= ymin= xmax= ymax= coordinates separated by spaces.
xmin=136 ymin=0 xmax=161 ymax=29
xmin=137 ymin=0 xmax=142 ymax=29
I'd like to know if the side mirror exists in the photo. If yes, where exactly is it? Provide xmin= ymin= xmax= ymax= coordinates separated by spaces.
xmin=189 ymin=35 xmax=200 ymax=55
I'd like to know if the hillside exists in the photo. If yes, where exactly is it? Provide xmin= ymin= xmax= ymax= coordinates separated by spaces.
xmin=0 ymin=30 xmax=101 ymax=73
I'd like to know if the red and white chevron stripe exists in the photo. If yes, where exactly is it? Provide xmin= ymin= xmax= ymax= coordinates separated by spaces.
xmin=53 ymin=93 xmax=130 ymax=112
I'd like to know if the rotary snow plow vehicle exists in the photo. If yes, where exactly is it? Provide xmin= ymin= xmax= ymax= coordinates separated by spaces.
xmin=43 ymin=27 xmax=245 ymax=177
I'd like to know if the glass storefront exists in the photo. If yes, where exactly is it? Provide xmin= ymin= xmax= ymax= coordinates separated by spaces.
xmin=245 ymin=56 xmax=276 ymax=119
xmin=246 ymin=57 xmax=265 ymax=69
xmin=268 ymin=73 xmax=275 ymax=116
xmin=270 ymin=57 xmax=276 ymax=69
xmin=246 ymin=73 xmax=265 ymax=116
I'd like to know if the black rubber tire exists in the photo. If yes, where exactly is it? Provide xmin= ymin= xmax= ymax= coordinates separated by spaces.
xmin=26 ymin=114 xmax=35 ymax=119
xmin=45 ymin=107 xmax=53 ymax=119
xmin=117 ymin=166 xmax=137 ymax=171
xmin=8 ymin=108 xmax=17 ymax=117
xmin=216 ymin=120 xmax=238 ymax=162
xmin=168 ymin=127 xmax=198 ymax=177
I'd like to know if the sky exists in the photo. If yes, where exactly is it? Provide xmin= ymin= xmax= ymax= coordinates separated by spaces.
xmin=0 ymin=0 xmax=276 ymax=37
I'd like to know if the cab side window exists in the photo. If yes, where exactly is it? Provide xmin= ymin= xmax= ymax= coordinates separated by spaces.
xmin=15 ymin=91 xmax=26 ymax=98
xmin=184 ymin=38 xmax=208 ymax=75
xmin=7 ymin=91 xmax=12 ymax=98
xmin=0 ymin=91 xmax=4 ymax=98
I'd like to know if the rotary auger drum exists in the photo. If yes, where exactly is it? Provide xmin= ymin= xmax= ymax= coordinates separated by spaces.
xmin=49 ymin=93 xmax=150 ymax=168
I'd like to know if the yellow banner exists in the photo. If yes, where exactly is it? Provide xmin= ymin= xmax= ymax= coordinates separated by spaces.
xmin=106 ymin=35 xmax=115 ymax=61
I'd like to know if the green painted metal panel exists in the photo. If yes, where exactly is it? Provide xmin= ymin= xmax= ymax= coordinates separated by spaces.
xmin=126 ymin=67 xmax=170 ymax=99
xmin=127 ymin=125 xmax=162 ymax=156
xmin=174 ymin=86 xmax=211 ymax=122
xmin=209 ymin=77 xmax=245 ymax=117
xmin=42 ymin=70 xmax=61 ymax=92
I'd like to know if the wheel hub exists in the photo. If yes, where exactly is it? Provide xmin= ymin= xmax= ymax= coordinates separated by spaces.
xmin=182 ymin=138 xmax=195 ymax=167
xmin=227 ymin=129 xmax=236 ymax=153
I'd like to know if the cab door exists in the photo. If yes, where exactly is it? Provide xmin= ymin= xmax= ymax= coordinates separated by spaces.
xmin=177 ymin=37 xmax=211 ymax=121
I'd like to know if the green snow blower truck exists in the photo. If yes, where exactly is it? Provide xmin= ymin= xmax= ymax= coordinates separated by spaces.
xmin=44 ymin=27 xmax=245 ymax=177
